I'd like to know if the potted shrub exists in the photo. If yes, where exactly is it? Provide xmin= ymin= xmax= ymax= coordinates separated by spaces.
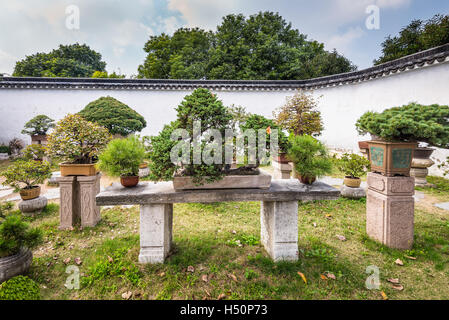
xmin=21 ymin=114 xmax=55 ymax=145
xmin=97 ymin=136 xmax=146 ymax=187
xmin=338 ymin=153 xmax=370 ymax=188
xmin=2 ymin=160 xmax=52 ymax=200
xmin=22 ymin=144 xmax=47 ymax=161
xmin=287 ymin=135 xmax=333 ymax=184
xmin=46 ymin=114 xmax=111 ymax=176
xmin=356 ymin=103 xmax=449 ymax=176
xmin=0 ymin=208 xmax=42 ymax=283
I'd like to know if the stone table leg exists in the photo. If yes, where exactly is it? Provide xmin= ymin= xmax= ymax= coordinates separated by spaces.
xmin=139 ymin=203 xmax=173 ymax=264
xmin=260 ymin=200 xmax=298 ymax=261
xmin=57 ymin=176 xmax=79 ymax=230
xmin=77 ymin=173 xmax=101 ymax=228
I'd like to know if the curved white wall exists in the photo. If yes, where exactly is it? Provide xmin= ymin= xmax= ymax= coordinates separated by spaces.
xmin=1 ymin=60 xmax=448 ymax=175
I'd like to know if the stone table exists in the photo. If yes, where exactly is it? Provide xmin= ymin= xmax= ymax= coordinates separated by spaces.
xmin=96 ymin=180 xmax=340 ymax=264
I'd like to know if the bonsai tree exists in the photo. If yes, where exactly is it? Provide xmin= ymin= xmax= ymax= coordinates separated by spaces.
xmin=338 ymin=153 xmax=370 ymax=183
xmin=47 ymin=114 xmax=111 ymax=164
xmin=78 ymin=96 xmax=147 ymax=136
xmin=287 ymin=135 xmax=332 ymax=184
xmin=355 ymin=103 xmax=449 ymax=148
xmin=273 ymin=90 xmax=323 ymax=137
xmin=0 ymin=214 xmax=42 ymax=258
xmin=97 ymin=136 xmax=146 ymax=178
xmin=22 ymin=144 xmax=47 ymax=161
xmin=2 ymin=160 xmax=52 ymax=192
xmin=21 ymin=115 xmax=55 ymax=136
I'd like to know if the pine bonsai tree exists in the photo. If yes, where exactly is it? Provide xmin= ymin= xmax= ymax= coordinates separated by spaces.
xmin=21 ymin=115 xmax=55 ymax=136
xmin=78 ymin=96 xmax=146 ymax=136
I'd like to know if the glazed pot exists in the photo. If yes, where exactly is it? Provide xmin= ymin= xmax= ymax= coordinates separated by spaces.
xmin=19 ymin=186 xmax=41 ymax=201
xmin=31 ymin=134 xmax=47 ymax=143
xmin=60 ymin=162 xmax=98 ymax=177
xmin=0 ymin=248 xmax=33 ymax=284
xmin=413 ymin=147 xmax=435 ymax=159
xmin=367 ymin=140 xmax=418 ymax=177
xmin=120 ymin=175 xmax=139 ymax=188
xmin=343 ymin=177 xmax=361 ymax=188
xmin=298 ymin=175 xmax=316 ymax=185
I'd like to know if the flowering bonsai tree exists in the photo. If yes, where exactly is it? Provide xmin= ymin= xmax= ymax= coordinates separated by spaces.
xmin=46 ymin=114 xmax=111 ymax=164
xmin=21 ymin=115 xmax=55 ymax=136
xmin=22 ymin=144 xmax=47 ymax=161
xmin=356 ymin=103 xmax=449 ymax=148
xmin=2 ymin=160 xmax=52 ymax=192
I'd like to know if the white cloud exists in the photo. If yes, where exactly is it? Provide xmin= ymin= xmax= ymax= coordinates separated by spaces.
xmin=326 ymin=27 xmax=365 ymax=52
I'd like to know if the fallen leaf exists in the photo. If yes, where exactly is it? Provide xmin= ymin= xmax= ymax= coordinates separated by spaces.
xmin=320 ymin=274 xmax=327 ymax=280
xmin=231 ymin=230 xmax=237 ymax=234
xmin=53 ymin=256 xmax=58 ymax=260
xmin=159 ymin=272 xmax=165 ymax=277
xmin=405 ymin=255 xmax=417 ymax=260
xmin=297 ymin=272 xmax=307 ymax=284
xmin=122 ymin=291 xmax=132 ymax=300
xmin=108 ymin=256 xmax=113 ymax=263
xmin=392 ymin=284 xmax=404 ymax=291
xmin=201 ymin=274 xmax=208 ymax=282
xmin=205 ymin=289 xmax=211 ymax=297
xmin=381 ymin=291 xmax=388 ymax=300
xmin=326 ymin=273 xmax=336 ymax=280
xmin=387 ymin=278 xmax=400 ymax=284
xmin=217 ymin=293 xmax=226 ymax=300
xmin=187 ymin=266 xmax=195 ymax=273
xmin=228 ymin=274 xmax=238 ymax=282
xmin=336 ymin=235 xmax=346 ymax=241
xmin=395 ymin=259 xmax=404 ymax=266
xmin=74 ymin=257 xmax=82 ymax=265
xmin=63 ymin=258 xmax=71 ymax=265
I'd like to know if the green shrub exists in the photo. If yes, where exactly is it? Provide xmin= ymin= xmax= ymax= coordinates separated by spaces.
xmin=0 ymin=215 xmax=42 ymax=258
xmin=22 ymin=144 xmax=47 ymax=161
xmin=355 ymin=103 xmax=449 ymax=148
xmin=337 ymin=153 xmax=370 ymax=178
xmin=97 ymin=136 xmax=146 ymax=177
xmin=287 ymin=135 xmax=332 ymax=179
xmin=0 ymin=145 xmax=10 ymax=154
xmin=147 ymin=122 xmax=178 ymax=181
xmin=47 ymin=114 xmax=111 ymax=164
xmin=2 ymin=159 xmax=52 ymax=192
xmin=78 ymin=96 xmax=146 ymax=136
xmin=0 ymin=276 xmax=40 ymax=300
xmin=21 ymin=115 xmax=55 ymax=136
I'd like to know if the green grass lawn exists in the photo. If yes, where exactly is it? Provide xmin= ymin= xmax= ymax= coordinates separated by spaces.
xmin=14 ymin=176 xmax=448 ymax=300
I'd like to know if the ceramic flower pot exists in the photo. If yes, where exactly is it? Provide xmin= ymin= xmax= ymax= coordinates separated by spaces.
xmin=274 ymin=152 xmax=290 ymax=164
xmin=19 ymin=186 xmax=41 ymax=201
xmin=367 ymin=140 xmax=417 ymax=177
xmin=0 ymin=248 xmax=33 ymax=284
xmin=120 ymin=175 xmax=139 ymax=188
xmin=59 ymin=163 xmax=98 ymax=176
xmin=343 ymin=177 xmax=361 ymax=188
xmin=298 ymin=175 xmax=316 ymax=185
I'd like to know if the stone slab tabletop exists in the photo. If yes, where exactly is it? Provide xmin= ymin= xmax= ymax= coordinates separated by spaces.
xmin=96 ymin=180 xmax=340 ymax=206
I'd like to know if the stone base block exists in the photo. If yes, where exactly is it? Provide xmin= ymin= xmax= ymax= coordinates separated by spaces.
xmin=340 ymin=185 xmax=366 ymax=199
xmin=272 ymin=160 xmax=292 ymax=179
xmin=18 ymin=196 xmax=47 ymax=216
xmin=260 ymin=200 xmax=298 ymax=261
xmin=366 ymin=173 xmax=414 ymax=250
xmin=138 ymin=167 xmax=150 ymax=178
xmin=139 ymin=204 xmax=173 ymax=264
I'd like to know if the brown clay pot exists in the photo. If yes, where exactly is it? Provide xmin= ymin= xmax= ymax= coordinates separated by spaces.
xmin=275 ymin=153 xmax=290 ymax=164
xmin=60 ymin=163 xmax=98 ymax=176
xmin=343 ymin=177 xmax=361 ymax=188
xmin=120 ymin=175 xmax=139 ymax=188
xmin=413 ymin=147 xmax=435 ymax=159
xmin=19 ymin=186 xmax=41 ymax=201
xmin=298 ymin=175 xmax=316 ymax=185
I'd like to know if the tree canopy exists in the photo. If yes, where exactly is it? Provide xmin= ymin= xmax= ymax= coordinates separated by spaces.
xmin=78 ymin=96 xmax=146 ymax=136
xmin=13 ymin=43 xmax=107 ymax=77
xmin=138 ymin=12 xmax=356 ymax=80
xmin=374 ymin=14 xmax=449 ymax=65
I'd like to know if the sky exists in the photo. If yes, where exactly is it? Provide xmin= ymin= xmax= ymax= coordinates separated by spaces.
xmin=0 ymin=0 xmax=448 ymax=77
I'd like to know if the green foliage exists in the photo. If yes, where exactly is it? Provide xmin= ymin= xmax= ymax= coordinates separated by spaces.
xmin=91 ymin=71 xmax=126 ymax=78
xmin=0 ymin=145 xmax=10 ymax=154
xmin=138 ymin=12 xmax=356 ymax=80
xmin=22 ymin=144 xmax=47 ymax=161
xmin=8 ymin=138 xmax=24 ymax=154
xmin=375 ymin=14 xmax=449 ymax=65
xmin=0 ymin=202 xmax=14 ymax=219
xmin=273 ymin=90 xmax=323 ymax=136
xmin=0 ymin=215 xmax=42 ymax=258
xmin=147 ymin=123 xmax=178 ymax=182
xmin=47 ymin=114 xmax=111 ymax=164
xmin=355 ymin=103 xmax=449 ymax=148
xmin=13 ymin=43 xmax=106 ymax=77
xmin=21 ymin=115 xmax=55 ymax=136
xmin=240 ymin=114 xmax=290 ymax=155
xmin=337 ymin=153 xmax=370 ymax=178
xmin=2 ymin=159 xmax=51 ymax=191
xmin=78 ymin=96 xmax=146 ymax=136
xmin=97 ymin=136 xmax=146 ymax=177
xmin=0 ymin=276 xmax=40 ymax=300
xmin=287 ymin=135 xmax=332 ymax=179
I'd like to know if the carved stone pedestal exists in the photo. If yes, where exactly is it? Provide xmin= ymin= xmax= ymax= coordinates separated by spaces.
xmin=272 ymin=159 xmax=292 ymax=179
xmin=366 ymin=172 xmax=415 ymax=250
xmin=58 ymin=173 xmax=101 ymax=229
xmin=410 ymin=158 xmax=434 ymax=186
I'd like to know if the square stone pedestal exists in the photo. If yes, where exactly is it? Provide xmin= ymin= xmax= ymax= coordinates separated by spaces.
xmin=366 ymin=172 xmax=415 ymax=249
xmin=58 ymin=173 xmax=101 ymax=229
xmin=272 ymin=160 xmax=292 ymax=179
